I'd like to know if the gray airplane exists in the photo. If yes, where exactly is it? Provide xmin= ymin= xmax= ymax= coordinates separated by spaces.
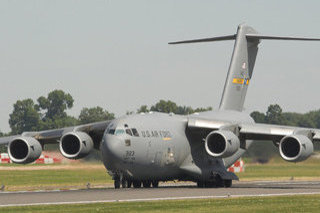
xmin=1 ymin=24 xmax=320 ymax=189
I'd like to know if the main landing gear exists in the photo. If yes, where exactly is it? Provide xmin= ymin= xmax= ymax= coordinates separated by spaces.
xmin=114 ymin=176 xmax=159 ymax=189
xmin=197 ymin=178 xmax=232 ymax=188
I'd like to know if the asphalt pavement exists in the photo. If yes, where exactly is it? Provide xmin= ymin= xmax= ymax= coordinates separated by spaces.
xmin=0 ymin=181 xmax=320 ymax=207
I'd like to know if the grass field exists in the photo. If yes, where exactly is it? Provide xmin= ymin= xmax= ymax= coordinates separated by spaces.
xmin=238 ymin=157 xmax=320 ymax=181
xmin=1 ymin=194 xmax=320 ymax=212
xmin=0 ymin=157 xmax=320 ymax=191
xmin=0 ymin=163 xmax=111 ymax=191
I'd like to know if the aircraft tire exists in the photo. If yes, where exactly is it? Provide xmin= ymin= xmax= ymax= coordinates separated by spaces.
xmin=151 ymin=181 xmax=159 ymax=188
xmin=204 ymin=182 xmax=215 ymax=188
xmin=133 ymin=181 xmax=141 ymax=188
xmin=215 ymin=175 xmax=224 ymax=187
xmin=127 ymin=180 xmax=132 ymax=188
xmin=224 ymin=180 xmax=232 ymax=188
xmin=121 ymin=179 xmax=128 ymax=188
xmin=114 ymin=180 xmax=120 ymax=189
xmin=142 ymin=180 xmax=151 ymax=188
xmin=197 ymin=181 xmax=204 ymax=188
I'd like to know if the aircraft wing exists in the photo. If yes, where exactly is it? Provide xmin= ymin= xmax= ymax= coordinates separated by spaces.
xmin=0 ymin=120 xmax=112 ymax=146
xmin=239 ymin=123 xmax=320 ymax=142
xmin=187 ymin=117 xmax=320 ymax=142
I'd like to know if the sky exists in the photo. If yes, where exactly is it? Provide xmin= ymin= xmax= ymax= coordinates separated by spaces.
xmin=0 ymin=0 xmax=320 ymax=132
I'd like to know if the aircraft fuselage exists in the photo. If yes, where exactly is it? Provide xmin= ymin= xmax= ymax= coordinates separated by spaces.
xmin=101 ymin=110 xmax=254 ymax=182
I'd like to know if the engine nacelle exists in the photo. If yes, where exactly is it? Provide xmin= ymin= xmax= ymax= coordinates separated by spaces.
xmin=8 ymin=137 xmax=42 ymax=164
xmin=59 ymin=131 xmax=93 ymax=159
xmin=279 ymin=134 xmax=314 ymax=162
xmin=205 ymin=130 xmax=240 ymax=158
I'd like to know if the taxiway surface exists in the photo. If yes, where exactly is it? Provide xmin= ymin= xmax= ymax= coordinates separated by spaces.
xmin=1 ymin=181 xmax=320 ymax=207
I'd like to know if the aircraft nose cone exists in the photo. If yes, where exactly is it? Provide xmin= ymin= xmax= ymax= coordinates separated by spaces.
xmin=102 ymin=135 xmax=123 ymax=159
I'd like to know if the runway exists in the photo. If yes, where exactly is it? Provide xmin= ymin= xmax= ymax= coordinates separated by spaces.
xmin=1 ymin=181 xmax=320 ymax=207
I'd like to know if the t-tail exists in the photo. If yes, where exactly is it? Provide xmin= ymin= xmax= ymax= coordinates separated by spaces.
xmin=169 ymin=24 xmax=320 ymax=111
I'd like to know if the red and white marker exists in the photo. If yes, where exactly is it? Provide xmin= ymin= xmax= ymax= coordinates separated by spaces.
xmin=228 ymin=158 xmax=245 ymax=173
xmin=0 ymin=153 xmax=61 ymax=164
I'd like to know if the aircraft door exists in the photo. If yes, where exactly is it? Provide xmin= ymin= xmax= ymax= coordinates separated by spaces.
xmin=146 ymin=139 xmax=163 ymax=166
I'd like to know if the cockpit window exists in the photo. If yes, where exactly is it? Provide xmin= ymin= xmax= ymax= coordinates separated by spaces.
xmin=126 ymin=129 xmax=133 ymax=136
xmin=115 ymin=129 xmax=125 ymax=135
xmin=131 ymin=128 xmax=139 ymax=137
xmin=108 ymin=129 xmax=115 ymax=135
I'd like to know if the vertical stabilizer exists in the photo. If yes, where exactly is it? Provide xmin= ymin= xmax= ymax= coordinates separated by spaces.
xmin=169 ymin=24 xmax=320 ymax=112
xmin=219 ymin=24 xmax=259 ymax=111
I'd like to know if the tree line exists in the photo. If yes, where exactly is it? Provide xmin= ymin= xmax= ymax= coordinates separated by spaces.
xmin=0 ymin=90 xmax=212 ymax=135
xmin=250 ymin=104 xmax=320 ymax=128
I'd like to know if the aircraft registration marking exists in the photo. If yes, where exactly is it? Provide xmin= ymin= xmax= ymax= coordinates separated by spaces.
xmin=232 ymin=78 xmax=249 ymax=85
xmin=123 ymin=151 xmax=135 ymax=163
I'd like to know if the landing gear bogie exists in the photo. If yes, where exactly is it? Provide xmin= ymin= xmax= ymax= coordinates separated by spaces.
xmin=196 ymin=179 xmax=232 ymax=188
xmin=113 ymin=176 xmax=160 ymax=189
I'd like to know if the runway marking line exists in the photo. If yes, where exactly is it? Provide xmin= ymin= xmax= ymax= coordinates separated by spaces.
xmin=1 ymin=191 xmax=320 ymax=208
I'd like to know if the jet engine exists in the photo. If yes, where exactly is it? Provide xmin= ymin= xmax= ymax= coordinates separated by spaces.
xmin=279 ymin=135 xmax=313 ymax=162
xmin=59 ymin=131 xmax=93 ymax=159
xmin=205 ymin=130 xmax=240 ymax=158
xmin=8 ymin=137 xmax=42 ymax=164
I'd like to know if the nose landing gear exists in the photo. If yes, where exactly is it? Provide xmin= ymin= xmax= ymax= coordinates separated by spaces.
xmin=114 ymin=179 xmax=120 ymax=189
xmin=121 ymin=178 xmax=132 ymax=188
xmin=114 ymin=175 xmax=133 ymax=189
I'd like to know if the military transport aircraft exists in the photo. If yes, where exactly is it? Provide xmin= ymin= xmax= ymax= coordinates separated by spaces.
xmin=1 ymin=24 xmax=320 ymax=189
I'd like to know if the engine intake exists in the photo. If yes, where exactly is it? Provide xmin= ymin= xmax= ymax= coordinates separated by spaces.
xmin=205 ymin=130 xmax=240 ymax=158
xmin=8 ymin=137 xmax=42 ymax=164
xmin=279 ymin=134 xmax=313 ymax=162
xmin=59 ymin=132 xmax=93 ymax=159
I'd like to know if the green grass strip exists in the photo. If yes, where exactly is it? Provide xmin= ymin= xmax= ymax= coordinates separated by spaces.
xmin=1 ymin=194 xmax=320 ymax=213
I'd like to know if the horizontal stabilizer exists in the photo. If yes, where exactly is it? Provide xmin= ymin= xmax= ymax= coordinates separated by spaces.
xmin=169 ymin=34 xmax=236 ymax=44
xmin=246 ymin=34 xmax=320 ymax=41
xmin=169 ymin=34 xmax=320 ymax=45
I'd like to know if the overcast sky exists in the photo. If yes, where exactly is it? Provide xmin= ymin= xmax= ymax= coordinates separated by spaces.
xmin=0 ymin=1 xmax=320 ymax=132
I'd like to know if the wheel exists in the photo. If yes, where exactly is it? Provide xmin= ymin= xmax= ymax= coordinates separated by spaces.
xmin=214 ymin=175 xmax=224 ymax=187
xmin=197 ymin=181 xmax=204 ymax=188
xmin=114 ymin=180 xmax=120 ymax=189
xmin=151 ymin=180 xmax=159 ymax=188
xmin=224 ymin=180 xmax=232 ymax=188
xmin=204 ymin=182 xmax=215 ymax=188
xmin=127 ymin=180 xmax=132 ymax=188
xmin=121 ymin=179 xmax=128 ymax=188
xmin=133 ymin=181 xmax=141 ymax=188
xmin=142 ymin=180 xmax=151 ymax=188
